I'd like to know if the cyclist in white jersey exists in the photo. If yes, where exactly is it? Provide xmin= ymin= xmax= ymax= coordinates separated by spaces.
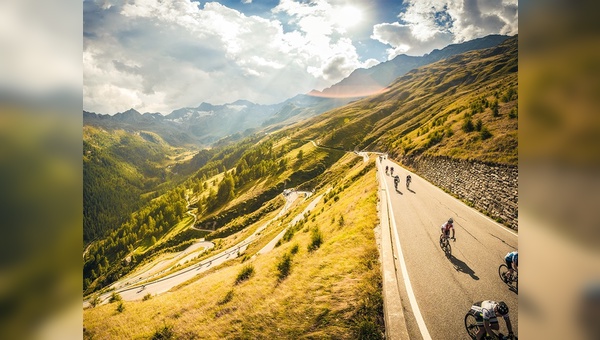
xmin=469 ymin=300 xmax=514 ymax=339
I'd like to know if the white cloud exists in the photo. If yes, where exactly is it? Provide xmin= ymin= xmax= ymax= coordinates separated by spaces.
xmin=372 ymin=22 xmax=453 ymax=58
xmin=371 ymin=0 xmax=518 ymax=59
xmin=84 ymin=0 xmax=373 ymax=114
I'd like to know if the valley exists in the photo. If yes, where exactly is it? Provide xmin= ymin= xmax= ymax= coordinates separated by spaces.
xmin=84 ymin=36 xmax=518 ymax=339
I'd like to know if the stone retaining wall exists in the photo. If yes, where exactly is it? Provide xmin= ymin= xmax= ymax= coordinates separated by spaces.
xmin=405 ymin=155 xmax=518 ymax=230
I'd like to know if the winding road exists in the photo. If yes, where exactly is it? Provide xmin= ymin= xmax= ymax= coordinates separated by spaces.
xmin=84 ymin=189 xmax=318 ymax=307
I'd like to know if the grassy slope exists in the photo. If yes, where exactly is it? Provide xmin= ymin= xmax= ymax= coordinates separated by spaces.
xmin=84 ymin=154 xmax=383 ymax=339
xmin=288 ymin=36 xmax=518 ymax=166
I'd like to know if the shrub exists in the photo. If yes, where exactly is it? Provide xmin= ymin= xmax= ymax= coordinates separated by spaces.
xmin=151 ymin=324 xmax=174 ymax=340
xmin=462 ymin=118 xmax=474 ymax=132
xmin=480 ymin=127 xmax=492 ymax=140
xmin=290 ymin=243 xmax=299 ymax=254
xmin=88 ymin=294 xmax=100 ymax=308
xmin=355 ymin=320 xmax=383 ymax=340
xmin=235 ymin=264 xmax=254 ymax=284
xmin=425 ymin=131 xmax=443 ymax=147
xmin=109 ymin=291 xmax=122 ymax=303
xmin=501 ymin=87 xmax=517 ymax=102
xmin=276 ymin=253 xmax=293 ymax=281
xmin=218 ymin=290 xmax=234 ymax=305
xmin=508 ymin=108 xmax=517 ymax=119
xmin=142 ymin=293 xmax=152 ymax=301
xmin=475 ymin=119 xmax=483 ymax=131
xmin=116 ymin=301 xmax=125 ymax=313
xmin=308 ymin=228 xmax=323 ymax=252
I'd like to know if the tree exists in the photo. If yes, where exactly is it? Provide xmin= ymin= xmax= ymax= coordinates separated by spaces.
xmin=217 ymin=174 xmax=235 ymax=205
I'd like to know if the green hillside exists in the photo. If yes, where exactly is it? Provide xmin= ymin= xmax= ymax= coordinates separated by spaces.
xmin=289 ymin=36 xmax=518 ymax=165
xmin=84 ymin=36 xmax=517 ymax=338
xmin=83 ymin=131 xmax=348 ymax=294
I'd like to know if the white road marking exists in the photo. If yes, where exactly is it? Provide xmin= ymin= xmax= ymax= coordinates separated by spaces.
xmin=380 ymin=161 xmax=433 ymax=340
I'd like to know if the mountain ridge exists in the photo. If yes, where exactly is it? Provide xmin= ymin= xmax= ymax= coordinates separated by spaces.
xmin=311 ymin=34 xmax=511 ymax=98
xmin=84 ymin=34 xmax=513 ymax=148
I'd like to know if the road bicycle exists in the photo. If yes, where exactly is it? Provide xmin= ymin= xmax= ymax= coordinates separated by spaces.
xmin=498 ymin=264 xmax=518 ymax=290
xmin=439 ymin=235 xmax=454 ymax=256
xmin=464 ymin=310 xmax=518 ymax=339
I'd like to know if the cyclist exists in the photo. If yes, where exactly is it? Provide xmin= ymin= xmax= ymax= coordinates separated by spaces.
xmin=503 ymin=251 xmax=518 ymax=282
xmin=390 ymin=166 xmax=394 ymax=176
xmin=406 ymin=174 xmax=412 ymax=188
xmin=469 ymin=300 xmax=514 ymax=339
xmin=385 ymin=165 xmax=389 ymax=175
xmin=440 ymin=217 xmax=455 ymax=241
xmin=393 ymin=175 xmax=400 ymax=190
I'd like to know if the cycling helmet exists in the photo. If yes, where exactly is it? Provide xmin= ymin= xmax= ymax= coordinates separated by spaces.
xmin=448 ymin=218 xmax=453 ymax=223
xmin=496 ymin=301 xmax=509 ymax=315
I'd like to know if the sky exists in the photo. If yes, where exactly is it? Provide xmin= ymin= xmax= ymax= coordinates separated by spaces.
xmin=83 ymin=0 xmax=518 ymax=115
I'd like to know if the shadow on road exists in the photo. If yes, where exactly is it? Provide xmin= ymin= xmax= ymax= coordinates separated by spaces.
xmin=407 ymin=187 xmax=416 ymax=194
xmin=394 ymin=188 xmax=403 ymax=195
xmin=448 ymin=254 xmax=479 ymax=280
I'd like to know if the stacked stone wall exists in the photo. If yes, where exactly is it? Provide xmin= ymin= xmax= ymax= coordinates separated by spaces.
xmin=405 ymin=155 xmax=518 ymax=230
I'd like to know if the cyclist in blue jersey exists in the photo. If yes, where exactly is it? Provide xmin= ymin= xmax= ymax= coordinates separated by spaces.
xmin=503 ymin=251 xmax=518 ymax=282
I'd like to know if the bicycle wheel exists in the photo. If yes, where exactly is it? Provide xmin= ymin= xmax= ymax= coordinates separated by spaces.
xmin=498 ymin=264 xmax=510 ymax=283
xmin=513 ymin=272 xmax=518 ymax=291
xmin=464 ymin=311 xmax=479 ymax=339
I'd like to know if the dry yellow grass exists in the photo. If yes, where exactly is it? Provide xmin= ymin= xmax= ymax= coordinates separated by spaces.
xmin=84 ymin=155 xmax=383 ymax=339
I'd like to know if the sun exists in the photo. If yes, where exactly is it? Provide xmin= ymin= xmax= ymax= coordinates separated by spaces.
xmin=335 ymin=5 xmax=363 ymax=29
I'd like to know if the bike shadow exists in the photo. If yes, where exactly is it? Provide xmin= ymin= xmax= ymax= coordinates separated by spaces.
xmin=448 ymin=254 xmax=479 ymax=280
xmin=395 ymin=188 xmax=403 ymax=195
xmin=406 ymin=187 xmax=416 ymax=194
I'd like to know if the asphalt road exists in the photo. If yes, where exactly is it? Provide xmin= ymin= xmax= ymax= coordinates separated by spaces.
xmin=379 ymin=158 xmax=518 ymax=339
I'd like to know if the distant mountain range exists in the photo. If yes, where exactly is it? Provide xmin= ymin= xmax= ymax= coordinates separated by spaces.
xmin=84 ymin=34 xmax=512 ymax=147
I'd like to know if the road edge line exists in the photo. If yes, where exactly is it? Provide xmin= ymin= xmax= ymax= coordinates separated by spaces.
xmin=381 ymin=160 xmax=433 ymax=340
xmin=377 ymin=161 xmax=410 ymax=339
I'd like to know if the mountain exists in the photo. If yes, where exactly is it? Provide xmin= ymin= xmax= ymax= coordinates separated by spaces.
xmin=310 ymin=34 xmax=511 ymax=98
xmin=84 ymin=35 xmax=512 ymax=149
xmin=84 ymin=36 xmax=517 ymax=338
xmin=83 ymin=126 xmax=175 ymax=243
xmin=291 ymin=35 xmax=518 ymax=165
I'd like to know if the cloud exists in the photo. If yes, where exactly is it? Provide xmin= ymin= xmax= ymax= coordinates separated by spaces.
xmin=371 ymin=0 xmax=518 ymax=59
xmin=84 ymin=0 xmax=373 ymax=114
xmin=372 ymin=22 xmax=454 ymax=58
